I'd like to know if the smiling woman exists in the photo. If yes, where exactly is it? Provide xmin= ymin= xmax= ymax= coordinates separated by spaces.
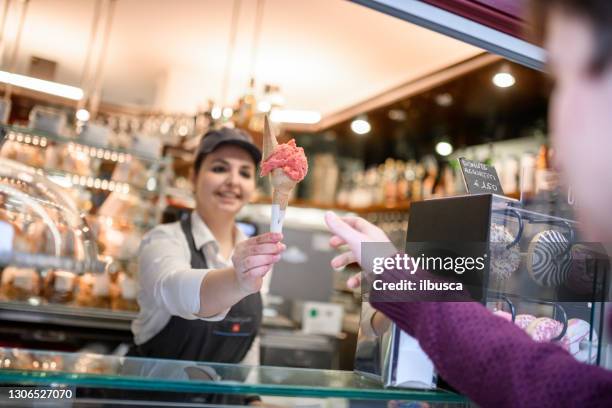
xmin=129 ymin=127 xmax=285 ymax=405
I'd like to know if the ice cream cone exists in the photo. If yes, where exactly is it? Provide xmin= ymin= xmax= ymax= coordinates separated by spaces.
xmin=262 ymin=115 xmax=278 ymax=161
xmin=261 ymin=114 xmax=306 ymax=232
xmin=264 ymin=115 xmax=297 ymax=209
xmin=271 ymin=168 xmax=297 ymax=210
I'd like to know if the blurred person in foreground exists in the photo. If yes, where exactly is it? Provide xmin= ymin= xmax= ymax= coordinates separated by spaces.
xmin=325 ymin=1 xmax=612 ymax=407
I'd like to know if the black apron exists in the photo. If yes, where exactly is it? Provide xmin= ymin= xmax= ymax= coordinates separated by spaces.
xmin=128 ymin=214 xmax=262 ymax=404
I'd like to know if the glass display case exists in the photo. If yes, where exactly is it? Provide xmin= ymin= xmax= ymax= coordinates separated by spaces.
xmin=0 ymin=121 xmax=172 ymax=320
xmin=405 ymin=193 xmax=606 ymax=366
xmin=355 ymin=193 xmax=608 ymax=389
xmin=0 ymin=156 xmax=139 ymax=328
xmin=0 ymin=347 xmax=469 ymax=406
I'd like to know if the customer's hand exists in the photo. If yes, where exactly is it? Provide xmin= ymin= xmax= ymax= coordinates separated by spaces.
xmin=232 ymin=232 xmax=285 ymax=294
xmin=324 ymin=211 xmax=394 ymax=289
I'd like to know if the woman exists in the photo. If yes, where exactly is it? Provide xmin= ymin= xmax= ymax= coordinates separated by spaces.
xmin=325 ymin=1 xmax=612 ymax=407
xmin=131 ymin=127 xmax=284 ymax=367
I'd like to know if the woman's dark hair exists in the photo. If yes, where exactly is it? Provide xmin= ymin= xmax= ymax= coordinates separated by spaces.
xmin=530 ymin=0 xmax=612 ymax=74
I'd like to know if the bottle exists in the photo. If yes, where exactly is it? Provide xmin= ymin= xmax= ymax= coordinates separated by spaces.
xmin=383 ymin=158 xmax=398 ymax=207
xmin=535 ymin=145 xmax=549 ymax=193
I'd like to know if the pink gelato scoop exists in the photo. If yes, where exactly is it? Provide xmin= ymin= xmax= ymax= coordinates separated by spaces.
xmin=260 ymin=139 xmax=308 ymax=182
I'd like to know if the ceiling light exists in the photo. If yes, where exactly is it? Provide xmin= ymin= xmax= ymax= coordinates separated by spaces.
xmin=222 ymin=107 xmax=233 ymax=118
xmin=388 ymin=109 xmax=407 ymax=121
xmin=492 ymin=72 xmax=515 ymax=88
xmin=0 ymin=71 xmax=83 ymax=100
xmin=351 ymin=117 xmax=371 ymax=135
xmin=76 ymin=108 xmax=90 ymax=122
xmin=270 ymin=109 xmax=321 ymax=124
xmin=435 ymin=141 xmax=453 ymax=156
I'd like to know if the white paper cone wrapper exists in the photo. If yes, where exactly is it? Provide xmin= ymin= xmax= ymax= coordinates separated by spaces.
xmin=270 ymin=204 xmax=286 ymax=233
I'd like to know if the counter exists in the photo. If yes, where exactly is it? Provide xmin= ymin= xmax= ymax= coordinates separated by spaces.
xmin=0 ymin=347 xmax=469 ymax=406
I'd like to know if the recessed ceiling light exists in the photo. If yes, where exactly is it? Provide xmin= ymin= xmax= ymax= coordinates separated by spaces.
xmin=351 ymin=117 xmax=371 ymax=135
xmin=435 ymin=141 xmax=453 ymax=156
xmin=492 ymin=72 xmax=515 ymax=88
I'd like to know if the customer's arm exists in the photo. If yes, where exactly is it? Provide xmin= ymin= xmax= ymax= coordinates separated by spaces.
xmin=373 ymin=296 xmax=612 ymax=408
xmin=325 ymin=211 xmax=612 ymax=408
xmin=139 ymin=228 xmax=284 ymax=319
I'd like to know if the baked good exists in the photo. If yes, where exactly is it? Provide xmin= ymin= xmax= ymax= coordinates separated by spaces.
xmin=0 ymin=267 xmax=40 ymax=301
xmin=493 ymin=310 xmax=512 ymax=322
xmin=31 ymin=355 xmax=63 ymax=371
xmin=110 ymin=272 xmax=138 ymax=311
xmin=527 ymin=230 xmax=571 ymax=287
xmin=489 ymin=224 xmax=521 ymax=281
xmin=72 ymin=353 xmax=112 ymax=374
xmin=561 ymin=318 xmax=599 ymax=363
xmin=42 ymin=270 xmax=76 ymax=303
xmin=514 ymin=314 xmax=536 ymax=331
xmin=1 ymin=348 xmax=35 ymax=370
xmin=75 ymin=272 xmax=111 ymax=309
xmin=526 ymin=317 xmax=563 ymax=342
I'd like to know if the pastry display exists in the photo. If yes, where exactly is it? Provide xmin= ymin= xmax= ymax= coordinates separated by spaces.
xmin=0 ymin=348 xmax=35 ymax=370
xmin=31 ymin=354 xmax=63 ymax=371
xmin=0 ymin=267 xmax=41 ymax=301
xmin=42 ymin=270 xmax=77 ymax=304
xmin=525 ymin=317 xmax=563 ymax=342
xmin=489 ymin=223 xmax=521 ymax=281
xmin=0 ymin=141 xmax=45 ymax=168
xmin=514 ymin=314 xmax=536 ymax=330
xmin=75 ymin=272 xmax=111 ymax=309
xmin=561 ymin=318 xmax=599 ymax=363
xmin=110 ymin=271 xmax=139 ymax=311
xmin=527 ymin=230 xmax=571 ymax=287
xmin=72 ymin=352 xmax=113 ymax=374
xmin=260 ymin=115 xmax=308 ymax=232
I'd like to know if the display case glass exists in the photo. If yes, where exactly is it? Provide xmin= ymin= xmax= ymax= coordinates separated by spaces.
xmin=0 ymin=157 xmax=104 ymax=274
xmin=0 ymin=347 xmax=468 ymax=405
xmin=407 ymin=194 xmax=606 ymax=365
xmin=355 ymin=193 xmax=607 ymax=389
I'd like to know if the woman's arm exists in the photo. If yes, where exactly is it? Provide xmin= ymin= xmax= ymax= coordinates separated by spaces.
xmin=139 ymin=228 xmax=284 ymax=319
xmin=373 ymin=297 xmax=612 ymax=408
xmin=324 ymin=211 xmax=612 ymax=408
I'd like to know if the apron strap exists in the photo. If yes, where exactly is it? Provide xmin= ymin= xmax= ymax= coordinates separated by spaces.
xmin=179 ymin=213 xmax=208 ymax=269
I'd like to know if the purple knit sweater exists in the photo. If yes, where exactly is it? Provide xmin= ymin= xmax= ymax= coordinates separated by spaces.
xmin=371 ymin=267 xmax=612 ymax=407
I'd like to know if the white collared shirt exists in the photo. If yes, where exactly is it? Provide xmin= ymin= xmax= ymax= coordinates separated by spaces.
xmin=132 ymin=212 xmax=259 ymax=364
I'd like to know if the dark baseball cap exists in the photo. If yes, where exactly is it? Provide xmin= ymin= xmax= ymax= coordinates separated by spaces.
xmin=195 ymin=127 xmax=261 ymax=168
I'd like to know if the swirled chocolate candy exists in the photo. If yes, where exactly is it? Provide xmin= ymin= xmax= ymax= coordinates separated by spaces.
xmin=527 ymin=230 xmax=571 ymax=287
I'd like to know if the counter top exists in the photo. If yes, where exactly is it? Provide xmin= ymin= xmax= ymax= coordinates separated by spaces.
xmin=0 ymin=347 xmax=467 ymax=403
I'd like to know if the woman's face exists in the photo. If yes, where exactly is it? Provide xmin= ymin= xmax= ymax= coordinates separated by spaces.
xmin=194 ymin=145 xmax=256 ymax=216
xmin=547 ymin=9 xmax=612 ymax=241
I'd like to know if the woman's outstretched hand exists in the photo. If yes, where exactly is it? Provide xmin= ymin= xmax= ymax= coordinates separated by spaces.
xmin=324 ymin=211 xmax=394 ymax=289
xmin=232 ymin=232 xmax=285 ymax=294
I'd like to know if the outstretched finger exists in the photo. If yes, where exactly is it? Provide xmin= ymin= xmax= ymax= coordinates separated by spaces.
xmin=329 ymin=235 xmax=346 ymax=248
xmin=325 ymin=211 xmax=360 ymax=243
xmin=338 ymin=216 xmax=381 ymax=237
xmin=247 ymin=265 xmax=271 ymax=278
xmin=251 ymin=232 xmax=284 ymax=245
xmin=241 ymin=254 xmax=281 ymax=272
xmin=331 ymin=251 xmax=357 ymax=269
xmin=347 ymin=273 xmax=362 ymax=289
